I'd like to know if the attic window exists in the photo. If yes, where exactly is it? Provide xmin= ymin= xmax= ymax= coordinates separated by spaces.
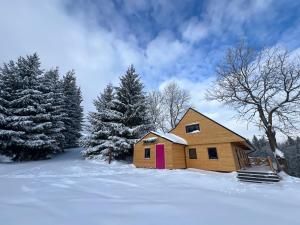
xmin=185 ymin=123 xmax=200 ymax=133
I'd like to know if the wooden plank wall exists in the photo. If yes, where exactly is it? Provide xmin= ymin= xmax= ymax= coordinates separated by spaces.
xmin=232 ymin=143 xmax=250 ymax=169
xmin=185 ymin=143 xmax=239 ymax=172
xmin=171 ymin=143 xmax=187 ymax=169
xmin=134 ymin=133 xmax=186 ymax=169
xmin=171 ymin=109 xmax=244 ymax=145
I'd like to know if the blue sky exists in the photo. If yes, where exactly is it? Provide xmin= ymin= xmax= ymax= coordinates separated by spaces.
xmin=1 ymin=0 xmax=300 ymax=140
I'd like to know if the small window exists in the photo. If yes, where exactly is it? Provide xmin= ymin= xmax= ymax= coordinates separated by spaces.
xmin=144 ymin=148 xmax=151 ymax=159
xmin=186 ymin=124 xmax=200 ymax=133
xmin=208 ymin=148 xmax=218 ymax=160
xmin=189 ymin=149 xmax=197 ymax=159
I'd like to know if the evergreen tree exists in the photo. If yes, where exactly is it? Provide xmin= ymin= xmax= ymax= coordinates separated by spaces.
xmin=286 ymin=136 xmax=295 ymax=147
xmin=62 ymin=70 xmax=83 ymax=148
xmin=41 ymin=68 xmax=66 ymax=151
xmin=296 ymin=136 xmax=300 ymax=150
xmin=111 ymin=65 xmax=153 ymax=159
xmin=1 ymin=54 xmax=56 ymax=160
xmin=259 ymin=136 xmax=268 ymax=148
xmin=81 ymin=83 xmax=121 ymax=159
xmin=252 ymin=135 xmax=260 ymax=149
xmin=0 ymin=60 xmax=24 ymax=156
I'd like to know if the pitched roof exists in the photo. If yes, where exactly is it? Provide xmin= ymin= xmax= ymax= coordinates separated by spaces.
xmin=135 ymin=131 xmax=187 ymax=145
xmin=151 ymin=131 xmax=187 ymax=145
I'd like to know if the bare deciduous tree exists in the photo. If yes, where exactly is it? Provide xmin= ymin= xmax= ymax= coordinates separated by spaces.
xmin=148 ymin=81 xmax=191 ymax=132
xmin=146 ymin=90 xmax=166 ymax=131
xmin=207 ymin=42 xmax=300 ymax=157
xmin=163 ymin=82 xmax=191 ymax=129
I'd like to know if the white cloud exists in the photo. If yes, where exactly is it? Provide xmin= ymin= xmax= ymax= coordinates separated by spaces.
xmin=146 ymin=31 xmax=188 ymax=67
xmin=182 ymin=18 xmax=208 ymax=43
xmin=194 ymin=0 xmax=273 ymax=38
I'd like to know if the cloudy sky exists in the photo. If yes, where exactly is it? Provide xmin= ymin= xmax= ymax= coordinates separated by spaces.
xmin=1 ymin=0 xmax=300 ymax=140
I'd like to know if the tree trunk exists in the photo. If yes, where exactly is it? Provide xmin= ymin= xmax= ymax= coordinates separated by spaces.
xmin=266 ymin=127 xmax=277 ymax=153
xmin=108 ymin=147 xmax=112 ymax=164
xmin=265 ymin=127 xmax=284 ymax=172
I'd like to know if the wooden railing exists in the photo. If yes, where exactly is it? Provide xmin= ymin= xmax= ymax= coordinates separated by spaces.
xmin=248 ymin=156 xmax=277 ymax=172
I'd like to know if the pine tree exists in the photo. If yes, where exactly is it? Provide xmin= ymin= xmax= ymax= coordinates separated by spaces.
xmin=62 ymin=70 xmax=83 ymax=148
xmin=3 ymin=54 xmax=56 ymax=160
xmin=111 ymin=65 xmax=153 ymax=159
xmin=81 ymin=83 xmax=121 ymax=159
xmin=41 ymin=68 xmax=66 ymax=151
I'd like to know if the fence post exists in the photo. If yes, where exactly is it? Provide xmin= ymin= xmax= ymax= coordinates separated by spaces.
xmin=267 ymin=156 xmax=275 ymax=172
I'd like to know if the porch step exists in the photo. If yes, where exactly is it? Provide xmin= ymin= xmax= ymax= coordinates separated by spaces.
xmin=237 ymin=170 xmax=280 ymax=183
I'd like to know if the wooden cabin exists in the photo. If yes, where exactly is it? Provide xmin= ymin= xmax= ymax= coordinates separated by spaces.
xmin=133 ymin=108 xmax=252 ymax=172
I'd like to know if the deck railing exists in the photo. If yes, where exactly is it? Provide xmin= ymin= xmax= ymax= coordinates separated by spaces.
xmin=248 ymin=156 xmax=277 ymax=172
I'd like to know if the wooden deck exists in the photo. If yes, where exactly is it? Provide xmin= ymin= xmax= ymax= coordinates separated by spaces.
xmin=239 ymin=165 xmax=274 ymax=173
xmin=237 ymin=156 xmax=280 ymax=183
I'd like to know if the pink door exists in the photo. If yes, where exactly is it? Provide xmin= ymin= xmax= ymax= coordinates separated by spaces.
xmin=156 ymin=144 xmax=165 ymax=169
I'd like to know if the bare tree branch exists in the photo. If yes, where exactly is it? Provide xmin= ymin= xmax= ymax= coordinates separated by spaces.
xmin=206 ymin=42 xmax=300 ymax=155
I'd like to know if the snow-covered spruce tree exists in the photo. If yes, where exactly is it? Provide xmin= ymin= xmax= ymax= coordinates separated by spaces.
xmin=81 ymin=83 xmax=121 ymax=159
xmin=40 ymin=68 xmax=66 ymax=151
xmin=111 ymin=65 xmax=153 ymax=160
xmin=0 ymin=60 xmax=24 ymax=157
xmin=62 ymin=70 xmax=83 ymax=148
xmin=3 ymin=54 xmax=56 ymax=160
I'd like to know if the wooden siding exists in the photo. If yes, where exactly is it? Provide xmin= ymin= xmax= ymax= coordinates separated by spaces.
xmin=133 ymin=133 xmax=186 ymax=169
xmin=232 ymin=143 xmax=250 ymax=169
xmin=171 ymin=143 xmax=186 ymax=169
xmin=171 ymin=109 xmax=245 ymax=145
xmin=185 ymin=143 xmax=239 ymax=172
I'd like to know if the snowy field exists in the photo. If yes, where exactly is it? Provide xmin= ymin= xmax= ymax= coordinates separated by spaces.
xmin=1 ymin=149 xmax=300 ymax=225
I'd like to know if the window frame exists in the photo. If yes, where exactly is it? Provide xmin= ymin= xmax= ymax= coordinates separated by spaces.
xmin=185 ymin=123 xmax=200 ymax=134
xmin=208 ymin=147 xmax=218 ymax=160
xmin=144 ymin=148 xmax=151 ymax=159
xmin=189 ymin=148 xmax=197 ymax=159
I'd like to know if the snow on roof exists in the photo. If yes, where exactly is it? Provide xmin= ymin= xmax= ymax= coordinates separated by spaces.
xmin=144 ymin=137 xmax=158 ymax=142
xmin=185 ymin=122 xmax=199 ymax=126
xmin=275 ymin=148 xmax=285 ymax=158
xmin=151 ymin=131 xmax=187 ymax=145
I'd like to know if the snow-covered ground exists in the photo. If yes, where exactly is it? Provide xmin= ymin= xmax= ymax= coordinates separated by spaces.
xmin=1 ymin=148 xmax=300 ymax=225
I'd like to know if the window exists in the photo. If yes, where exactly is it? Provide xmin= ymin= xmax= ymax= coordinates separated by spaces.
xmin=144 ymin=148 xmax=151 ymax=159
xmin=189 ymin=149 xmax=197 ymax=159
xmin=185 ymin=124 xmax=200 ymax=133
xmin=208 ymin=148 xmax=218 ymax=160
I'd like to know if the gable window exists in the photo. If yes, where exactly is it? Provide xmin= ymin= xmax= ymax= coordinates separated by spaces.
xmin=144 ymin=148 xmax=151 ymax=159
xmin=185 ymin=124 xmax=200 ymax=133
xmin=208 ymin=148 xmax=218 ymax=160
xmin=189 ymin=148 xmax=197 ymax=159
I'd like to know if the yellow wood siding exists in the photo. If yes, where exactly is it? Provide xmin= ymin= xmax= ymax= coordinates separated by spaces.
xmin=171 ymin=109 xmax=244 ymax=145
xmin=171 ymin=143 xmax=186 ymax=169
xmin=232 ymin=144 xmax=250 ymax=169
xmin=133 ymin=133 xmax=186 ymax=169
xmin=185 ymin=143 xmax=239 ymax=172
